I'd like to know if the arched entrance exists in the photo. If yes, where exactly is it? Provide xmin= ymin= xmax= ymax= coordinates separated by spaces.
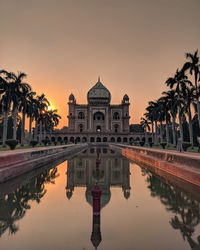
xmin=96 ymin=125 xmax=101 ymax=133
xmin=70 ymin=137 xmax=74 ymax=143
xmin=90 ymin=137 xmax=95 ymax=142
xmin=96 ymin=137 xmax=101 ymax=142
xmin=117 ymin=137 xmax=121 ymax=142
xmin=111 ymin=137 xmax=115 ymax=142
xmin=123 ymin=137 xmax=128 ymax=143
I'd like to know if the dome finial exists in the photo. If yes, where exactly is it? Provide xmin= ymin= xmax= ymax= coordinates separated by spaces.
xmin=98 ymin=76 xmax=100 ymax=82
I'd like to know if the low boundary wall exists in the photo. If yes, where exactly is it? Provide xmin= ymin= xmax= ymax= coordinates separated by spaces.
xmin=0 ymin=144 xmax=87 ymax=183
xmin=110 ymin=144 xmax=200 ymax=187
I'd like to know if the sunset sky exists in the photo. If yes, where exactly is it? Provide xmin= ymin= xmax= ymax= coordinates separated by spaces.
xmin=1 ymin=0 xmax=200 ymax=128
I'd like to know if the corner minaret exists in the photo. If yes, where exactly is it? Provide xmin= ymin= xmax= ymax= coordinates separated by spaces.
xmin=68 ymin=93 xmax=76 ymax=132
xmin=122 ymin=94 xmax=130 ymax=132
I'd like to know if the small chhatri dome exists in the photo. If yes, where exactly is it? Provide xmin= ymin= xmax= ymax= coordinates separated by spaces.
xmin=87 ymin=77 xmax=111 ymax=105
xmin=122 ymin=94 xmax=129 ymax=104
xmin=123 ymin=94 xmax=129 ymax=100
xmin=69 ymin=93 xmax=75 ymax=102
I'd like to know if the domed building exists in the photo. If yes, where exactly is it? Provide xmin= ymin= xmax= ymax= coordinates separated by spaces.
xmin=67 ymin=77 xmax=130 ymax=143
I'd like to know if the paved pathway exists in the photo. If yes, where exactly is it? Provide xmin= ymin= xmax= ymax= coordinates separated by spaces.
xmin=0 ymin=144 xmax=74 ymax=156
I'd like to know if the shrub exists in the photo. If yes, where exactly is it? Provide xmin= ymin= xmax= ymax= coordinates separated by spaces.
xmin=0 ymin=141 xmax=2 ymax=145
xmin=182 ymin=142 xmax=191 ymax=152
xmin=139 ymin=141 xmax=145 ymax=147
xmin=54 ymin=141 xmax=57 ymax=146
xmin=42 ymin=138 xmax=50 ymax=146
xmin=30 ymin=140 xmax=38 ymax=147
xmin=64 ymin=140 xmax=68 ymax=145
xmin=149 ymin=142 xmax=154 ymax=148
xmin=160 ymin=142 xmax=167 ymax=149
xmin=5 ymin=139 xmax=18 ymax=150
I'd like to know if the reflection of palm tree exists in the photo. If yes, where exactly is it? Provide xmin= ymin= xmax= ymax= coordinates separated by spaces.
xmin=0 ymin=167 xmax=59 ymax=237
xmin=171 ymin=216 xmax=200 ymax=250
xmin=146 ymin=173 xmax=200 ymax=250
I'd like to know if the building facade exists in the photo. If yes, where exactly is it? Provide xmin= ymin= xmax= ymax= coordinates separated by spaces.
xmin=66 ymin=77 xmax=130 ymax=143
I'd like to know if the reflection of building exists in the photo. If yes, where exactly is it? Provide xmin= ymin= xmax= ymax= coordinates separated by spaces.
xmin=65 ymin=148 xmax=131 ymax=209
xmin=66 ymin=148 xmax=131 ymax=250
xmin=91 ymin=184 xmax=102 ymax=250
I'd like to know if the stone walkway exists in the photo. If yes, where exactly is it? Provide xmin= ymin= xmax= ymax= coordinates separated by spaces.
xmin=0 ymin=144 xmax=72 ymax=156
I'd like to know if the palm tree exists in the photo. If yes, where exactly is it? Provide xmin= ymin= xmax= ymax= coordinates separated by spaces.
xmin=47 ymin=109 xmax=61 ymax=138
xmin=37 ymin=94 xmax=49 ymax=144
xmin=140 ymin=117 xmax=150 ymax=144
xmin=0 ymin=70 xmax=13 ymax=147
xmin=158 ymin=96 xmax=171 ymax=146
xmin=166 ymin=69 xmax=192 ymax=141
xmin=26 ymin=92 xmax=37 ymax=143
xmin=33 ymin=99 xmax=40 ymax=141
xmin=18 ymin=84 xmax=32 ymax=146
xmin=146 ymin=101 xmax=159 ymax=144
xmin=7 ymin=72 xmax=29 ymax=140
xmin=156 ymin=99 xmax=166 ymax=144
xmin=183 ymin=49 xmax=200 ymax=131
xmin=162 ymin=90 xmax=178 ymax=147
xmin=183 ymin=86 xmax=196 ymax=148
xmin=144 ymin=111 xmax=154 ymax=143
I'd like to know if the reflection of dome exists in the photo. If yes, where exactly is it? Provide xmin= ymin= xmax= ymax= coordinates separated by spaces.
xmin=66 ymin=189 xmax=73 ymax=200
xmin=86 ymin=186 xmax=111 ymax=209
xmin=123 ymin=189 xmax=130 ymax=199
xmin=87 ymin=77 xmax=111 ymax=104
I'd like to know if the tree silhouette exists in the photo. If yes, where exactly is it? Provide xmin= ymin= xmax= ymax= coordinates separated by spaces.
xmin=145 ymin=171 xmax=200 ymax=250
xmin=0 ymin=167 xmax=59 ymax=237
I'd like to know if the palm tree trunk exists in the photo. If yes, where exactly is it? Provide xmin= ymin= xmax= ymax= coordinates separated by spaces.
xmin=145 ymin=131 xmax=147 ymax=145
xmin=172 ymin=114 xmax=176 ymax=147
xmin=29 ymin=116 xmax=32 ymax=143
xmin=50 ymin=130 xmax=52 ymax=140
xmin=195 ymin=78 xmax=200 ymax=134
xmin=166 ymin=121 xmax=169 ymax=147
xmin=178 ymin=105 xmax=183 ymax=141
xmin=39 ymin=120 xmax=42 ymax=144
xmin=2 ymin=109 xmax=9 ymax=147
xmin=155 ymin=120 xmax=158 ymax=145
xmin=43 ymin=123 xmax=46 ymax=139
xmin=13 ymin=106 xmax=18 ymax=140
xmin=196 ymin=99 xmax=200 ymax=134
xmin=34 ymin=119 xmax=38 ymax=140
xmin=21 ymin=110 xmax=26 ymax=146
xmin=151 ymin=121 xmax=154 ymax=143
xmin=188 ymin=107 xmax=194 ymax=148
xmin=160 ymin=121 xmax=163 ymax=144
xmin=44 ymin=129 xmax=46 ymax=139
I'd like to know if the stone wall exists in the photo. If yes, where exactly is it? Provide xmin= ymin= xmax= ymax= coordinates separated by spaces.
xmin=0 ymin=144 xmax=87 ymax=183
xmin=110 ymin=144 xmax=200 ymax=187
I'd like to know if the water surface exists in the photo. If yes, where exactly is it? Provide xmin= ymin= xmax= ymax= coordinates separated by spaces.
xmin=0 ymin=148 xmax=200 ymax=250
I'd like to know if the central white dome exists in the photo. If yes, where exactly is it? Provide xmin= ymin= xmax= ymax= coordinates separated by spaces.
xmin=87 ymin=77 xmax=111 ymax=104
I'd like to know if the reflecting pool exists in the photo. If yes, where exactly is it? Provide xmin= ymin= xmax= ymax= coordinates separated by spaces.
xmin=0 ymin=148 xmax=200 ymax=250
